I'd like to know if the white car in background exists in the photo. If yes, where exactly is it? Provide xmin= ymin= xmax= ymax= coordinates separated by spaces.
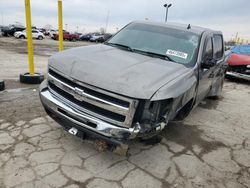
xmin=48 ymin=29 xmax=58 ymax=38
xmin=14 ymin=29 xmax=45 ymax=40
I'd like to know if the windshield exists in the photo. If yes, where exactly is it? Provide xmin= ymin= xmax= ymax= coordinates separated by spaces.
xmin=107 ymin=22 xmax=200 ymax=66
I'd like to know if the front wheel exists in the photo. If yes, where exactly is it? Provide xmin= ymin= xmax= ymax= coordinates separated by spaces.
xmin=19 ymin=35 xmax=25 ymax=39
xmin=38 ymin=36 xmax=43 ymax=40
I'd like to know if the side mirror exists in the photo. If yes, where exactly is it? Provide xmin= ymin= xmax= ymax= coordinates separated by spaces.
xmin=201 ymin=58 xmax=216 ymax=69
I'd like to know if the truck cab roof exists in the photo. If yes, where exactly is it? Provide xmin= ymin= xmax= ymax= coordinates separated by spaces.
xmin=132 ymin=21 xmax=221 ymax=35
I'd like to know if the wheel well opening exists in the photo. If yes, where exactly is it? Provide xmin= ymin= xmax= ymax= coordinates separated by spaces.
xmin=175 ymin=98 xmax=194 ymax=121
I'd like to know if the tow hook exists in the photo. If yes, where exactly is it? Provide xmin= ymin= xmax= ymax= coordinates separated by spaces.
xmin=68 ymin=127 xmax=78 ymax=135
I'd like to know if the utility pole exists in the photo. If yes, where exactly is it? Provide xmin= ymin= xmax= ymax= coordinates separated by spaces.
xmin=163 ymin=3 xmax=172 ymax=22
xmin=105 ymin=10 xmax=110 ymax=33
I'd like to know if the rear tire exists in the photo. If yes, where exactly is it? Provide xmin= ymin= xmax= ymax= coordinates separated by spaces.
xmin=20 ymin=73 xmax=44 ymax=84
xmin=38 ymin=36 xmax=43 ymax=40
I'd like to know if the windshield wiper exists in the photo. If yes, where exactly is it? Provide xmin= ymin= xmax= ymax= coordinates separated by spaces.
xmin=133 ymin=49 xmax=176 ymax=62
xmin=105 ymin=43 xmax=176 ymax=62
xmin=105 ymin=42 xmax=134 ymax=52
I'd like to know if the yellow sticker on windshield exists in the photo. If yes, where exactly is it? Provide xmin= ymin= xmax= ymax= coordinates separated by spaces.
xmin=166 ymin=50 xmax=188 ymax=59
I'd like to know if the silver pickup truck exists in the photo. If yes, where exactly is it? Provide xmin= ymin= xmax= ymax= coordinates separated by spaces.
xmin=39 ymin=21 xmax=226 ymax=146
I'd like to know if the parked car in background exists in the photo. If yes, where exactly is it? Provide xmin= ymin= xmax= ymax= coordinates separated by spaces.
xmin=48 ymin=29 xmax=57 ymax=37
xmin=38 ymin=28 xmax=47 ymax=35
xmin=2 ymin=24 xmax=25 ymax=36
xmin=40 ymin=21 xmax=226 ymax=147
xmin=226 ymin=45 xmax=250 ymax=81
xmin=90 ymin=33 xmax=113 ymax=43
xmin=14 ymin=29 xmax=45 ymax=40
xmin=52 ymin=31 xmax=79 ymax=41
xmin=80 ymin=33 xmax=92 ymax=41
xmin=102 ymin=33 xmax=113 ymax=42
xmin=74 ymin=32 xmax=82 ymax=36
xmin=89 ymin=34 xmax=104 ymax=42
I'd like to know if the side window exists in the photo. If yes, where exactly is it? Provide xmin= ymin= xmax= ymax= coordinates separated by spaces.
xmin=32 ymin=30 xmax=38 ymax=33
xmin=213 ymin=35 xmax=223 ymax=59
xmin=204 ymin=37 xmax=213 ymax=60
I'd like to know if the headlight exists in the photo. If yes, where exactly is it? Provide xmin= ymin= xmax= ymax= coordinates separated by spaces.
xmin=134 ymin=99 xmax=172 ymax=124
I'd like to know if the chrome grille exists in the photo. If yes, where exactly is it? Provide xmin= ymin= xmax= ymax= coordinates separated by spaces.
xmin=47 ymin=68 xmax=138 ymax=128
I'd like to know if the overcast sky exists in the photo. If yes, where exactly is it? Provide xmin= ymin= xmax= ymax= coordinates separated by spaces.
xmin=0 ymin=0 xmax=249 ymax=41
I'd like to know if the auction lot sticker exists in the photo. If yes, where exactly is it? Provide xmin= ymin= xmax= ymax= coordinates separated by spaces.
xmin=166 ymin=49 xmax=188 ymax=59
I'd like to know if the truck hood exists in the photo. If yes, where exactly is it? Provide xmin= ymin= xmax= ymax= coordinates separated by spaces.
xmin=49 ymin=44 xmax=190 ymax=99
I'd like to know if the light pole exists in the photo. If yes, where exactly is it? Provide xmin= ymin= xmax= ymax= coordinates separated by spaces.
xmin=1 ymin=12 xmax=3 ymax=25
xmin=105 ymin=10 xmax=110 ymax=34
xmin=164 ymin=3 xmax=172 ymax=22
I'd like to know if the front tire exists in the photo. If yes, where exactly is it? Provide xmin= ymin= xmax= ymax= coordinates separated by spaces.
xmin=19 ymin=35 xmax=25 ymax=39
xmin=38 ymin=36 xmax=43 ymax=40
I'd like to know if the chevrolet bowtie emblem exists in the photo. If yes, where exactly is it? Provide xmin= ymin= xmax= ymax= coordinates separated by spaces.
xmin=73 ymin=87 xmax=84 ymax=101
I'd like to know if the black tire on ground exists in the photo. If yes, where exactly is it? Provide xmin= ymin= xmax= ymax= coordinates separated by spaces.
xmin=0 ymin=80 xmax=5 ymax=91
xmin=72 ymin=38 xmax=76 ymax=42
xmin=38 ymin=36 xmax=43 ymax=40
xmin=19 ymin=35 xmax=25 ymax=39
xmin=19 ymin=73 xmax=44 ymax=84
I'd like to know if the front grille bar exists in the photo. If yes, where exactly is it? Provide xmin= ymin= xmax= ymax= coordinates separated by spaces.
xmin=48 ymin=74 xmax=129 ymax=114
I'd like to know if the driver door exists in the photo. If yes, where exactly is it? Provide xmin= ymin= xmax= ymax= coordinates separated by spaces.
xmin=196 ymin=36 xmax=214 ymax=103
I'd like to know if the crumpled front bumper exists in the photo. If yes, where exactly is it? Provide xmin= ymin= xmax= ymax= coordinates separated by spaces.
xmin=39 ymin=81 xmax=141 ymax=142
